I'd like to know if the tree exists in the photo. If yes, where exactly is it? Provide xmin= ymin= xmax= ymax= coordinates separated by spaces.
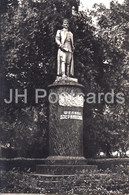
xmin=84 ymin=0 xmax=129 ymax=156
xmin=1 ymin=0 xmax=81 ymax=157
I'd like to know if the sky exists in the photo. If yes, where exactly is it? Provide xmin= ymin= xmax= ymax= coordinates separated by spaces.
xmin=80 ymin=0 xmax=125 ymax=10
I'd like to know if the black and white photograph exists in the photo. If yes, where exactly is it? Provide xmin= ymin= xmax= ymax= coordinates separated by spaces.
xmin=0 ymin=0 xmax=129 ymax=194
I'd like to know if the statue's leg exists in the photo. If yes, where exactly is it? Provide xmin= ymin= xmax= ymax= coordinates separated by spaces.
xmin=66 ymin=53 xmax=72 ymax=76
xmin=61 ymin=52 xmax=66 ymax=77
xmin=62 ymin=62 xmax=65 ymax=77
xmin=67 ymin=65 xmax=70 ymax=77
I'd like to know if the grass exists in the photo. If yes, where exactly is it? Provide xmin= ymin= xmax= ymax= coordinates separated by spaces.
xmin=0 ymin=164 xmax=129 ymax=194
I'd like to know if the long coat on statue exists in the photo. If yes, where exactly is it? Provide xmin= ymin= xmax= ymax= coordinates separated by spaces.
xmin=55 ymin=29 xmax=74 ymax=76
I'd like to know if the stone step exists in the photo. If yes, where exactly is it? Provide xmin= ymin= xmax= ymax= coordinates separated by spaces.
xmin=30 ymin=171 xmax=109 ymax=194
xmin=32 ymin=173 xmax=102 ymax=185
xmin=35 ymin=177 xmax=100 ymax=184
xmin=32 ymin=173 xmax=75 ymax=177
xmin=31 ymin=172 xmax=101 ymax=193
xmin=36 ymin=164 xmax=97 ymax=175
xmin=32 ymin=173 xmax=75 ymax=182
xmin=44 ymin=156 xmax=88 ymax=165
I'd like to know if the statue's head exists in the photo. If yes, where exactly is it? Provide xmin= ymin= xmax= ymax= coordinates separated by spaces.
xmin=62 ymin=18 xmax=69 ymax=29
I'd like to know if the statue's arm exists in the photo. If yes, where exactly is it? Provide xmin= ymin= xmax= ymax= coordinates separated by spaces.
xmin=55 ymin=30 xmax=61 ymax=47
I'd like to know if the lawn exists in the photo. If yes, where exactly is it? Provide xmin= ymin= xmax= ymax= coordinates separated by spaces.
xmin=0 ymin=164 xmax=129 ymax=194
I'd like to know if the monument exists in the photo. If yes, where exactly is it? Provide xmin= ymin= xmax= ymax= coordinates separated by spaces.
xmin=36 ymin=19 xmax=96 ymax=174
xmin=55 ymin=18 xmax=74 ymax=77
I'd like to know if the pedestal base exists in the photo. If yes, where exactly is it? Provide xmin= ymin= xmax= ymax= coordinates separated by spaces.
xmin=36 ymin=156 xmax=97 ymax=175
xmin=44 ymin=156 xmax=87 ymax=165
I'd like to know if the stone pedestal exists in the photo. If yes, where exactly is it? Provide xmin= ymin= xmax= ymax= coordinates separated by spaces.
xmin=48 ymin=77 xmax=84 ymax=157
xmin=36 ymin=77 xmax=97 ymax=174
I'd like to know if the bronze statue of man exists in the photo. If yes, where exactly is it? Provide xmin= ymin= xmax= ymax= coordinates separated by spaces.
xmin=55 ymin=19 xmax=74 ymax=77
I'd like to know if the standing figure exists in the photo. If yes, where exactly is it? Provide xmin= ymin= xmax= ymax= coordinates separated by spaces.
xmin=55 ymin=19 xmax=74 ymax=77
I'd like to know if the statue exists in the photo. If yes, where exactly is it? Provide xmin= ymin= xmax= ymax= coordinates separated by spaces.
xmin=55 ymin=19 xmax=74 ymax=77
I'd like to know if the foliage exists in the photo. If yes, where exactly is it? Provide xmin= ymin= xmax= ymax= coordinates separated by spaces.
xmin=0 ymin=164 xmax=129 ymax=193
xmin=84 ymin=0 xmax=129 ymax=156
xmin=0 ymin=169 xmax=43 ymax=193
xmin=0 ymin=105 xmax=48 ymax=157
xmin=1 ymin=0 xmax=77 ymax=157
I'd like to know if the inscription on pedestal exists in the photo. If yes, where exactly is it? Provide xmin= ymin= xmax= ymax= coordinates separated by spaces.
xmin=60 ymin=111 xmax=82 ymax=120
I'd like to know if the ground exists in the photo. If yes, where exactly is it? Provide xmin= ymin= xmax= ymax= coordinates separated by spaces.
xmin=0 ymin=164 xmax=129 ymax=194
